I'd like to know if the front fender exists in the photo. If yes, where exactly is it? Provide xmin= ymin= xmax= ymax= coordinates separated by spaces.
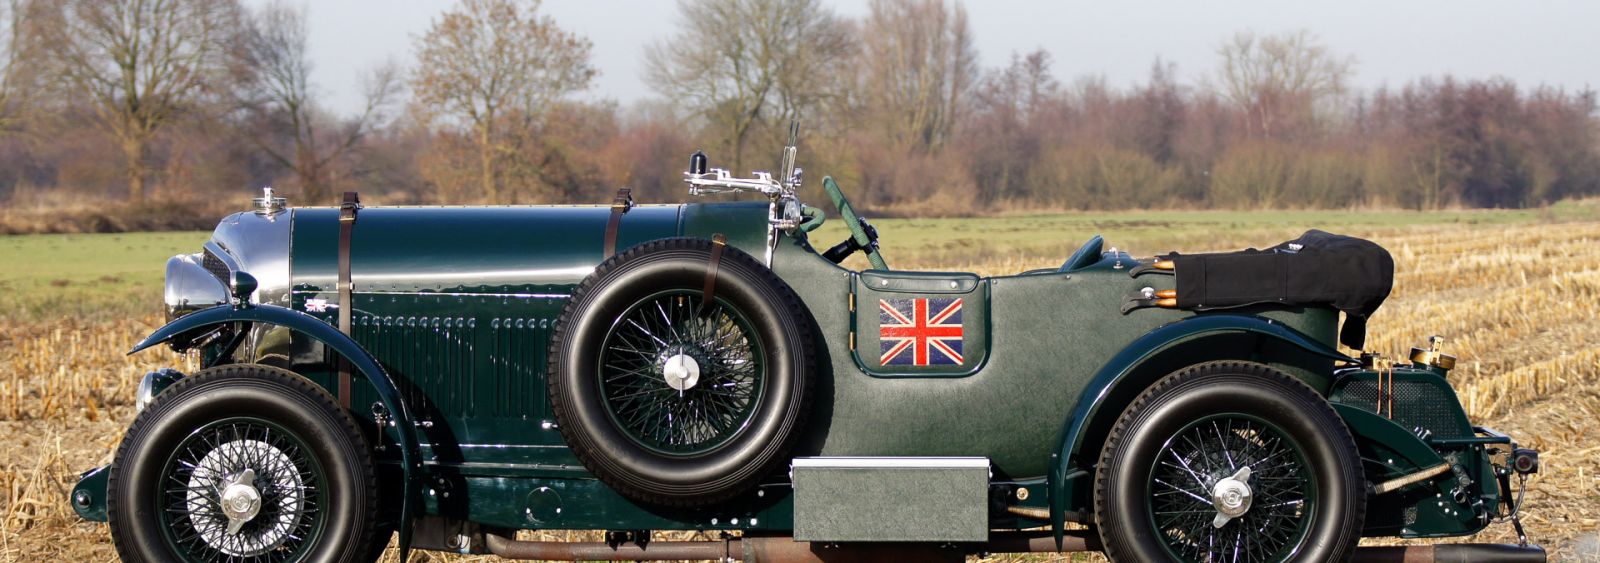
xmin=1046 ymin=313 xmax=1355 ymax=547
xmin=129 ymin=304 xmax=422 ymax=557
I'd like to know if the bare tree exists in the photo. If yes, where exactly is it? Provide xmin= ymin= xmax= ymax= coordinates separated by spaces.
xmin=1216 ymin=30 xmax=1353 ymax=139
xmin=39 ymin=0 xmax=244 ymax=202
xmin=0 ymin=0 xmax=31 ymax=135
xmin=967 ymin=49 xmax=1059 ymax=201
xmin=859 ymin=0 xmax=977 ymax=152
xmin=246 ymin=1 xmax=398 ymax=204
xmin=645 ymin=0 xmax=852 ymax=174
xmin=412 ymin=0 xmax=595 ymax=204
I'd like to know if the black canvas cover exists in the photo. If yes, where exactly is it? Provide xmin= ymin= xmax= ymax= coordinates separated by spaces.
xmin=1163 ymin=230 xmax=1394 ymax=349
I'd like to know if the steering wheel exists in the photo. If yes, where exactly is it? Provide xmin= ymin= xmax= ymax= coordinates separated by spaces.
xmin=820 ymin=176 xmax=889 ymax=270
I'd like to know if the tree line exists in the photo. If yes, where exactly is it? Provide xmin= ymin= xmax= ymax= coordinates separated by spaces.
xmin=0 ymin=0 xmax=1596 ymax=217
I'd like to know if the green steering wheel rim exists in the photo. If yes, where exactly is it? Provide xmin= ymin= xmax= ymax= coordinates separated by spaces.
xmin=821 ymin=176 xmax=888 ymax=270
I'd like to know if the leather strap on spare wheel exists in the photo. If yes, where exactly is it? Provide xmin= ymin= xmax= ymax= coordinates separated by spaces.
xmin=603 ymin=188 xmax=633 ymax=259
xmin=699 ymin=234 xmax=727 ymax=317
xmin=337 ymin=191 xmax=361 ymax=410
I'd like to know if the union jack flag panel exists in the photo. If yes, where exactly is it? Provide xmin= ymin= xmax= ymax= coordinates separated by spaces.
xmin=879 ymin=297 xmax=964 ymax=366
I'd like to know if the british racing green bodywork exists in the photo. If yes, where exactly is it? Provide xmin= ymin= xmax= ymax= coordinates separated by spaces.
xmin=81 ymin=198 xmax=1510 ymax=552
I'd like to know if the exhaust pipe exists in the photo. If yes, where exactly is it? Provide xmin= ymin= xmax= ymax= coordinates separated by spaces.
xmin=1355 ymin=543 xmax=1546 ymax=562
xmin=484 ymin=531 xmax=1539 ymax=562
xmin=485 ymin=533 xmax=737 ymax=561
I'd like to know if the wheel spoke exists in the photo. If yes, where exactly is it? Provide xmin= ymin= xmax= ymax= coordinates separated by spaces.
xmin=598 ymin=290 xmax=765 ymax=455
xmin=1150 ymin=415 xmax=1313 ymax=563
xmin=159 ymin=417 xmax=322 ymax=561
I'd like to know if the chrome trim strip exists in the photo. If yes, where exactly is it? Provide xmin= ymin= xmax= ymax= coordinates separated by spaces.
xmin=290 ymin=291 xmax=570 ymax=299
xmin=349 ymin=267 xmax=596 ymax=283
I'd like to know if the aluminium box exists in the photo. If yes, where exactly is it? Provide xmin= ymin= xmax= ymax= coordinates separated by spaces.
xmin=790 ymin=457 xmax=990 ymax=542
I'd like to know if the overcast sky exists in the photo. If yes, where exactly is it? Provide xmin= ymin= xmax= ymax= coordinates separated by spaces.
xmin=294 ymin=0 xmax=1600 ymax=116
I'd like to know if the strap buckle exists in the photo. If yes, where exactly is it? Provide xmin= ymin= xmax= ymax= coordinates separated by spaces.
xmin=339 ymin=191 xmax=363 ymax=222
xmin=611 ymin=188 xmax=634 ymax=212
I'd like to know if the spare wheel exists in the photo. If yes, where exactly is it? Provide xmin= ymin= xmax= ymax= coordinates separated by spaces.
xmin=548 ymin=237 xmax=815 ymax=506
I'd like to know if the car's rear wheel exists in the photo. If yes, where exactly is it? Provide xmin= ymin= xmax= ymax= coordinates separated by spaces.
xmin=108 ymin=364 xmax=379 ymax=563
xmin=549 ymin=237 xmax=815 ymax=506
xmin=1094 ymin=361 xmax=1364 ymax=563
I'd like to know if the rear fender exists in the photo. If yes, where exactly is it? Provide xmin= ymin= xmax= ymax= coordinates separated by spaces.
xmin=1046 ymin=314 xmax=1355 ymax=547
xmin=129 ymin=304 xmax=422 ymax=558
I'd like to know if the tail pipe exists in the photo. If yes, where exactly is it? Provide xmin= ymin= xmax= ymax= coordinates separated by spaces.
xmin=483 ymin=531 xmax=1099 ymax=562
xmin=485 ymin=533 xmax=737 ymax=561
xmin=1357 ymin=544 xmax=1546 ymax=562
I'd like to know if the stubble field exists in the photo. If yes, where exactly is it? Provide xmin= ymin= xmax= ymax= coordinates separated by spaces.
xmin=1 ymin=201 xmax=1597 ymax=561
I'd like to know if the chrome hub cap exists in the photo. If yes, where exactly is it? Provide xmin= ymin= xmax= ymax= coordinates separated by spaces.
xmin=219 ymin=469 xmax=262 ymax=534
xmin=183 ymin=437 xmax=307 ymax=557
xmin=1210 ymin=466 xmax=1253 ymax=528
xmin=662 ymin=353 xmax=701 ymax=392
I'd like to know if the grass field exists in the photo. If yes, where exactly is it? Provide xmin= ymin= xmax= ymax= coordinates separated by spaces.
xmin=2 ymin=202 xmax=1598 ymax=561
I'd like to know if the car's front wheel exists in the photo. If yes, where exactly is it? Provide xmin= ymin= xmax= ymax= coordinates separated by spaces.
xmin=1094 ymin=361 xmax=1365 ymax=563
xmin=108 ymin=364 xmax=379 ymax=563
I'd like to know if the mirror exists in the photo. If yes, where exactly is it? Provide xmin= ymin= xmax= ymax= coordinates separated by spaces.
xmin=229 ymin=271 xmax=258 ymax=305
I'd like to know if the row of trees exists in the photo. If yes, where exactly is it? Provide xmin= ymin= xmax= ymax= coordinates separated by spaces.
xmin=0 ymin=0 xmax=1596 ymax=214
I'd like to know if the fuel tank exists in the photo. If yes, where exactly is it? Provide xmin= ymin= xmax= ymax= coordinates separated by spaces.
xmin=286 ymin=201 xmax=769 ymax=295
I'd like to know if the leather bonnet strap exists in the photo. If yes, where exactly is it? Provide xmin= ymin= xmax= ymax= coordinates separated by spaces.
xmin=699 ymin=234 xmax=727 ymax=317
xmin=337 ymin=191 xmax=361 ymax=410
xmin=603 ymin=188 xmax=633 ymax=259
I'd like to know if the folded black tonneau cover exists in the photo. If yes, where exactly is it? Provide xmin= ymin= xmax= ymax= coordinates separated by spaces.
xmin=1163 ymin=230 xmax=1394 ymax=350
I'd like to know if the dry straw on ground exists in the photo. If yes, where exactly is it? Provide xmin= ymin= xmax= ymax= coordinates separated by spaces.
xmin=2 ymin=218 xmax=1598 ymax=562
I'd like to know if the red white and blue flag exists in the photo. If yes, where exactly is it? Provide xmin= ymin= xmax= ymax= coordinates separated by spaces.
xmin=879 ymin=297 xmax=964 ymax=366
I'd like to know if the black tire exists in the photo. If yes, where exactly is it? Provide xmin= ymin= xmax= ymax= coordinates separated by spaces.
xmin=108 ymin=364 xmax=379 ymax=563
xmin=1094 ymin=361 xmax=1365 ymax=563
xmin=549 ymin=237 xmax=815 ymax=506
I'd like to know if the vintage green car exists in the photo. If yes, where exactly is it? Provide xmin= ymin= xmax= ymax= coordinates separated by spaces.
xmin=71 ymin=140 xmax=1543 ymax=562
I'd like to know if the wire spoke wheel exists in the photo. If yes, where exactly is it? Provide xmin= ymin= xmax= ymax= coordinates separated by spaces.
xmin=1095 ymin=361 xmax=1364 ymax=563
xmin=550 ymin=237 xmax=813 ymax=506
xmin=599 ymin=289 xmax=766 ymax=455
xmin=1148 ymin=415 xmax=1315 ymax=563
xmin=159 ymin=417 xmax=325 ymax=562
xmin=110 ymin=365 xmax=376 ymax=563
